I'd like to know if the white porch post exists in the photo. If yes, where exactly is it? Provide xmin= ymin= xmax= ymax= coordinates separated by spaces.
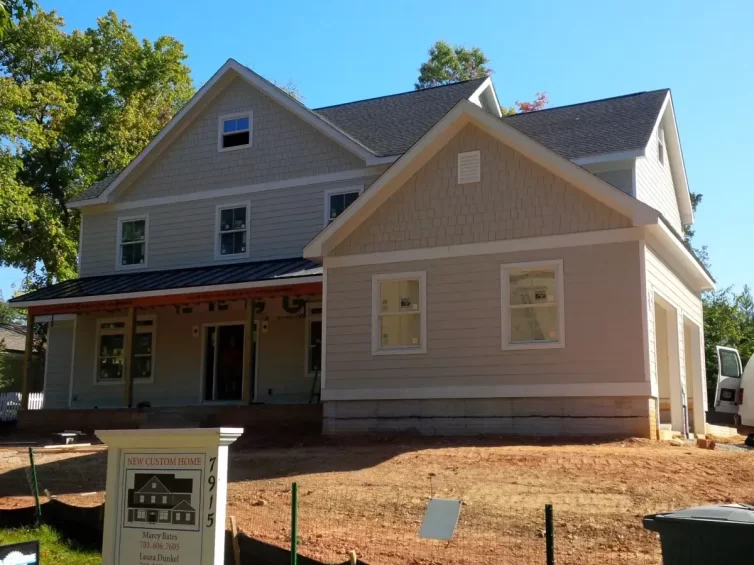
xmin=666 ymin=306 xmax=684 ymax=433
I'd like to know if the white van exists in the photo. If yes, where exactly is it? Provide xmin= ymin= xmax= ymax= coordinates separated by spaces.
xmin=713 ymin=346 xmax=754 ymax=426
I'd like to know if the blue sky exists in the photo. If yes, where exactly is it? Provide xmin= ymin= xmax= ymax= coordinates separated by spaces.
xmin=2 ymin=0 xmax=752 ymax=298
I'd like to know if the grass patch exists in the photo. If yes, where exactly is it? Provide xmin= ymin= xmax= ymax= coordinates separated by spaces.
xmin=0 ymin=524 xmax=100 ymax=564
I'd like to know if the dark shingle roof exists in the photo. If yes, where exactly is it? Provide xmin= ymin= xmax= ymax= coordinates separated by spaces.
xmin=9 ymin=257 xmax=321 ymax=304
xmin=313 ymin=79 xmax=488 ymax=157
xmin=70 ymin=172 xmax=120 ymax=202
xmin=0 ymin=324 xmax=27 ymax=353
xmin=502 ymin=89 xmax=669 ymax=160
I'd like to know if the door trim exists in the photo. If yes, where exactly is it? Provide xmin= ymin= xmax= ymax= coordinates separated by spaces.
xmin=198 ymin=320 xmax=259 ymax=405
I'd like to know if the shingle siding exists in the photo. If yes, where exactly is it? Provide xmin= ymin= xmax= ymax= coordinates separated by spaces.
xmin=635 ymin=125 xmax=682 ymax=234
xmin=116 ymin=77 xmax=365 ymax=203
xmin=331 ymin=124 xmax=631 ymax=257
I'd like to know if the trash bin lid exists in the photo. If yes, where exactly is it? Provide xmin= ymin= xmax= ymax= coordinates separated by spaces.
xmin=652 ymin=504 xmax=754 ymax=524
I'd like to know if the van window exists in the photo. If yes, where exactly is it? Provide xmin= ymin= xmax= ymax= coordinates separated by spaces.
xmin=720 ymin=350 xmax=741 ymax=378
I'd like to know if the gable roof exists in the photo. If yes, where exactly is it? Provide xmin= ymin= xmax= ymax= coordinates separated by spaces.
xmin=136 ymin=476 xmax=170 ymax=494
xmin=313 ymin=78 xmax=488 ymax=157
xmin=0 ymin=324 xmax=27 ymax=353
xmin=304 ymin=100 xmax=660 ymax=259
xmin=502 ymin=89 xmax=669 ymax=161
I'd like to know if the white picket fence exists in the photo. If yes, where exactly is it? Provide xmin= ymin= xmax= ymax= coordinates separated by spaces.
xmin=0 ymin=392 xmax=44 ymax=422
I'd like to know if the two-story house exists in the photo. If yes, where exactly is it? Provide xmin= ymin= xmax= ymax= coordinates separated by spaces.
xmin=10 ymin=59 xmax=713 ymax=438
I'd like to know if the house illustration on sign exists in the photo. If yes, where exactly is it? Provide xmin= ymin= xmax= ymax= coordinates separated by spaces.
xmin=126 ymin=473 xmax=197 ymax=526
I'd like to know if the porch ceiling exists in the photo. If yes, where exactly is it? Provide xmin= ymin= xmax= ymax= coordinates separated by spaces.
xmin=10 ymin=257 xmax=322 ymax=314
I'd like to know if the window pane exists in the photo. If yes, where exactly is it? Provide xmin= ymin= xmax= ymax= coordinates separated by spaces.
xmin=232 ymin=207 xmax=246 ymax=230
xmin=100 ymin=322 xmax=125 ymax=330
xmin=220 ymin=232 xmax=234 ymax=255
xmin=134 ymin=332 xmax=153 ymax=356
xmin=223 ymin=119 xmax=237 ymax=133
xmin=308 ymin=321 xmax=322 ymax=373
xmin=222 ymin=131 xmax=250 ymax=148
xmin=220 ymin=231 xmax=246 ymax=255
xmin=510 ymin=305 xmax=558 ymax=342
xmin=720 ymin=350 xmax=741 ymax=378
xmin=220 ymin=209 xmax=234 ymax=231
xmin=509 ymin=268 xmax=556 ymax=306
xmin=343 ymin=191 xmax=359 ymax=207
xmin=380 ymin=313 xmax=421 ymax=348
xmin=98 ymin=357 xmax=123 ymax=381
xmin=100 ymin=334 xmax=124 ymax=358
xmin=236 ymin=117 xmax=249 ymax=130
xmin=122 ymin=220 xmax=145 ymax=243
xmin=380 ymin=279 xmax=420 ymax=313
xmin=133 ymin=356 xmax=152 ymax=380
xmin=233 ymin=231 xmax=246 ymax=254
xmin=329 ymin=191 xmax=358 ymax=221
xmin=121 ymin=242 xmax=145 ymax=265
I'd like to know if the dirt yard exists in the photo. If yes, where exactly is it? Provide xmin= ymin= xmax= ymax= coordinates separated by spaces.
xmin=1 ymin=435 xmax=752 ymax=564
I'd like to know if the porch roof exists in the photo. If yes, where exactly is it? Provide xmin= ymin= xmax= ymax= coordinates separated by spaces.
xmin=9 ymin=257 xmax=322 ymax=310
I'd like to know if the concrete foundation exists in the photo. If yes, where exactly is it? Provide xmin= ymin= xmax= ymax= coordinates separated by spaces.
xmin=324 ymin=397 xmax=657 ymax=438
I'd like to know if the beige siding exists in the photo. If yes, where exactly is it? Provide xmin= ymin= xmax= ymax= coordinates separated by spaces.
xmin=80 ymin=176 xmax=377 ymax=276
xmin=325 ymin=242 xmax=645 ymax=393
xmin=332 ymin=124 xmax=631 ymax=256
xmin=644 ymin=244 xmax=705 ymax=406
xmin=44 ymin=320 xmax=75 ymax=409
xmin=69 ymin=298 xmax=318 ymax=408
xmin=636 ymin=125 xmax=682 ymax=234
xmin=118 ymin=77 xmax=364 ymax=202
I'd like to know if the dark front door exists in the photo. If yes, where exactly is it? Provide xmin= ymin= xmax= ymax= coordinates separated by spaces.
xmin=147 ymin=510 xmax=158 ymax=523
xmin=204 ymin=324 xmax=245 ymax=402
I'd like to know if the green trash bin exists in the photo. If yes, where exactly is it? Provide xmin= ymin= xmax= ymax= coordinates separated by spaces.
xmin=643 ymin=504 xmax=754 ymax=564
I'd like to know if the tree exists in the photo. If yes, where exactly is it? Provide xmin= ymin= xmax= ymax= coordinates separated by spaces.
xmin=0 ymin=293 xmax=24 ymax=324
xmin=0 ymin=0 xmax=34 ymax=37
xmin=415 ymin=41 xmax=548 ymax=114
xmin=683 ymin=191 xmax=710 ymax=270
xmin=0 ymin=8 xmax=194 ymax=289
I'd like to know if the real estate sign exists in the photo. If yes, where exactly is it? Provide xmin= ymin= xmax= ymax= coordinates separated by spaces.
xmin=96 ymin=428 xmax=243 ymax=565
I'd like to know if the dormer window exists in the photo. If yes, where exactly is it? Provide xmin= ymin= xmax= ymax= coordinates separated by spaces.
xmin=218 ymin=112 xmax=252 ymax=151
xmin=658 ymin=125 xmax=666 ymax=165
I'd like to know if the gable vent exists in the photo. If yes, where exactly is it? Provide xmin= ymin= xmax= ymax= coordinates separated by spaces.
xmin=457 ymin=151 xmax=481 ymax=184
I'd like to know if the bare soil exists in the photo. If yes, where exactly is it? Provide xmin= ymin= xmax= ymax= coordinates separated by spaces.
xmin=1 ymin=435 xmax=752 ymax=564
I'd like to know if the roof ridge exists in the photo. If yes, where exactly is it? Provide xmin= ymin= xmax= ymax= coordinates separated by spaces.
xmin=503 ymin=88 xmax=670 ymax=118
xmin=313 ymin=77 xmax=487 ymax=111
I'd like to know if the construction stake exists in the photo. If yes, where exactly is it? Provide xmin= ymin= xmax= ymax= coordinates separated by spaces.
xmin=230 ymin=516 xmax=241 ymax=565
xmin=28 ymin=447 xmax=42 ymax=524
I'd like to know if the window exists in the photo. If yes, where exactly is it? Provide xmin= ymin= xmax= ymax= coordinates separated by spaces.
xmin=151 ymin=482 xmax=156 ymax=489
xmin=372 ymin=272 xmax=427 ymax=355
xmin=324 ymin=187 xmax=362 ymax=225
xmin=501 ymin=261 xmax=565 ymax=350
xmin=218 ymin=112 xmax=252 ymax=151
xmin=215 ymin=203 xmax=250 ymax=259
xmin=720 ymin=350 xmax=741 ymax=378
xmin=658 ymin=126 xmax=666 ymax=165
xmin=139 ymin=495 xmax=145 ymax=503
xmin=175 ymin=512 xmax=182 ymax=521
xmin=95 ymin=318 xmax=156 ymax=383
xmin=150 ymin=495 xmax=155 ymax=503
xmin=305 ymin=303 xmax=322 ymax=376
xmin=137 ymin=509 xmax=146 ymax=519
xmin=117 ymin=216 xmax=148 ymax=269
xmin=159 ymin=511 xmax=169 ymax=521
xmin=162 ymin=496 xmax=167 ymax=504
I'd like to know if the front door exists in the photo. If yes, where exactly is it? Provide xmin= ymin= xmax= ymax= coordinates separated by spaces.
xmin=714 ymin=346 xmax=743 ymax=413
xmin=203 ymin=324 xmax=246 ymax=402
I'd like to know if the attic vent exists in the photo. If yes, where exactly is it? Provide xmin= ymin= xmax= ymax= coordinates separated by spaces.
xmin=457 ymin=151 xmax=481 ymax=184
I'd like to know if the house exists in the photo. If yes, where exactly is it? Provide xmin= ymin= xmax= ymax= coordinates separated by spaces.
xmin=9 ymin=59 xmax=713 ymax=438
xmin=0 ymin=323 xmax=43 ymax=393
xmin=127 ymin=473 xmax=196 ymax=525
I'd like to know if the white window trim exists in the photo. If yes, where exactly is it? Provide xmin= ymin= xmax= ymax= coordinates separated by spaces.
xmin=657 ymin=125 xmax=666 ymax=165
xmin=115 ymin=215 xmax=149 ymax=271
xmin=500 ymin=260 xmax=565 ymax=351
xmin=323 ymin=185 xmax=364 ymax=226
xmin=371 ymin=271 xmax=427 ymax=356
xmin=304 ymin=302 xmax=322 ymax=378
xmin=217 ymin=111 xmax=253 ymax=152
xmin=93 ymin=315 xmax=157 ymax=385
xmin=214 ymin=202 xmax=251 ymax=261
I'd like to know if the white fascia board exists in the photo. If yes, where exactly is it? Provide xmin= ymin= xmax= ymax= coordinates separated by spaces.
xmin=571 ymin=149 xmax=645 ymax=166
xmin=9 ymin=275 xmax=323 ymax=309
xmin=305 ymin=100 xmax=660 ymax=259
xmin=646 ymin=222 xmax=715 ymax=291
xmin=468 ymin=77 xmax=502 ymax=118
xmin=650 ymin=91 xmax=694 ymax=225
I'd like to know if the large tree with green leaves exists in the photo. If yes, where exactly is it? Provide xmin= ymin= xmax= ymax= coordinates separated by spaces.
xmin=0 ymin=7 xmax=194 ymax=288
xmin=415 ymin=41 xmax=548 ymax=114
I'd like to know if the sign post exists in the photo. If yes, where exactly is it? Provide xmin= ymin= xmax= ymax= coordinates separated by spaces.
xmin=96 ymin=428 xmax=243 ymax=565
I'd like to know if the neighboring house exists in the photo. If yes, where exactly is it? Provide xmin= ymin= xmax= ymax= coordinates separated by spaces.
xmin=0 ymin=323 xmax=43 ymax=392
xmin=10 ymin=59 xmax=713 ymax=438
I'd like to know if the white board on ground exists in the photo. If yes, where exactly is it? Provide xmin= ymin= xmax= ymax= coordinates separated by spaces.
xmin=96 ymin=428 xmax=243 ymax=565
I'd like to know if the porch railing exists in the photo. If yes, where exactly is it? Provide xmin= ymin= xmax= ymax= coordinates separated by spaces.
xmin=0 ymin=391 xmax=44 ymax=422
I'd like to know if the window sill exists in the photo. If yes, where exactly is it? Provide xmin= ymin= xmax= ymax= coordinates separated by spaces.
xmin=93 ymin=379 xmax=155 ymax=386
xmin=213 ymin=251 xmax=250 ymax=261
xmin=218 ymin=143 xmax=252 ymax=153
xmin=116 ymin=263 xmax=149 ymax=272
xmin=502 ymin=340 xmax=565 ymax=351
xmin=371 ymin=346 xmax=427 ymax=356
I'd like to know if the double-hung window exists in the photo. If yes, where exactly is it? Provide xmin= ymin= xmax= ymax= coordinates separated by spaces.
xmin=216 ymin=203 xmax=250 ymax=259
xmin=95 ymin=318 xmax=156 ymax=383
xmin=372 ymin=272 xmax=427 ymax=355
xmin=324 ymin=187 xmax=362 ymax=225
xmin=501 ymin=261 xmax=565 ymax=350
xmin=117 ymin=216 xmax=148 ymax=269
xmin=218 ymin=112 xmax=252 ymax=151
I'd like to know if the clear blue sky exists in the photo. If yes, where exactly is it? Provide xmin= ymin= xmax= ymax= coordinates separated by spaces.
xmin=2 ymin=0 xmax=752 ymax=298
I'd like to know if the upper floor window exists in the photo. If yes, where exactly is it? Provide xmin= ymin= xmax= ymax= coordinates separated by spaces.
xmin=117 ymin=216 xmax=148 ymax=269
xmin=215 ymin=203 xmax=250 ymax=259
xmin=658 ymin=125 xmax=666 ymax=165
xmin=324 ymin=186 xmax=362 ymax=225
xmin=500 ymin=260 xmax=565 ymax=350
xmin=218 ymin=112 xmax=253 ymax=151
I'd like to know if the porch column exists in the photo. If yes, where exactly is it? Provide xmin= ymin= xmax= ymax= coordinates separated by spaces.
xmin=20 ymin=311 xmax=35 ymax=410
xmin=123 ymin=306 xmax=137 ymax=408
xmin=242 ymin=299 xmax=255 ymax=404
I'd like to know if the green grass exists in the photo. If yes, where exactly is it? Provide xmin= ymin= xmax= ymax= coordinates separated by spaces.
xmin=0 ymin=525 xmax=100 ymax=565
